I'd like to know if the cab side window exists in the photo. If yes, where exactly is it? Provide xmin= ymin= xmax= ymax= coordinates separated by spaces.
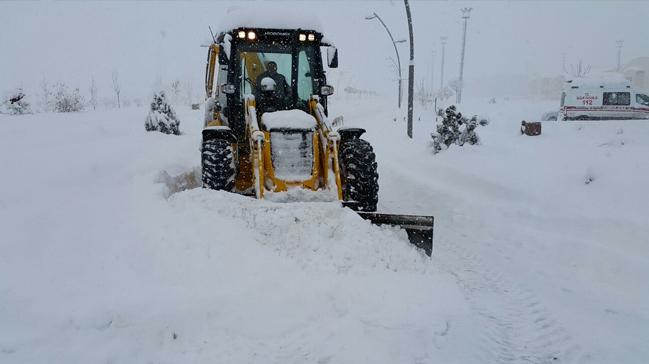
xmin=297 ymin=48 xmax=316 ymax=103
xmin=636 ymin=94 xmax=649 ymax=107
xmin=603 ymin=92 xmax=630 ymax=106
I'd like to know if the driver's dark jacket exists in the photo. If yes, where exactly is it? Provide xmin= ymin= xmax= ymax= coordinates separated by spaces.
xmin=255 ymin=72 xmax=290 ymax=100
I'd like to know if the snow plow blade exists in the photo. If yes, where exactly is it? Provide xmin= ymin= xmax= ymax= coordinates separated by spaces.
xmin=356 ymin=211 xmax=434 ymax=256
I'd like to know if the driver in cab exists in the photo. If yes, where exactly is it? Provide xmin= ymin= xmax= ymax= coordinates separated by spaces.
xmin=255 ymin=61 xmax=291 ymax=111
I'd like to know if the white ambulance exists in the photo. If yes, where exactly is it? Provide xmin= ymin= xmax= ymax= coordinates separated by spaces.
xmin=560 ymin=78 xmax=649 ymax=120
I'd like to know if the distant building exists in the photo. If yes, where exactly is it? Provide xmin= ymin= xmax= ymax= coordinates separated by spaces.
xmin=621 ymin=57 xmax=649 ymax=91
xmin=529 ymin=75 xmax=564 ymax=100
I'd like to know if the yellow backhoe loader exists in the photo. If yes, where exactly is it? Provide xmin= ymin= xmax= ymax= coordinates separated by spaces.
xmin=201 ymin=27 xmax=433 ymax=256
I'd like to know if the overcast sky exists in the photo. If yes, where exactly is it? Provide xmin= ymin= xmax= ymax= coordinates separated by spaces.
xmin=1 ymin=0 xmax=647 ymax=101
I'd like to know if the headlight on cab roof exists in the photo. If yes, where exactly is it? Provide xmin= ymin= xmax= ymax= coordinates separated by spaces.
xmin=299 ymin=33 xmax=307 ymax=42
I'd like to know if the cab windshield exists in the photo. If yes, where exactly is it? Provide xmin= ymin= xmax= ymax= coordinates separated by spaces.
xmin=236 ymin=44 xmax=318 ymax=110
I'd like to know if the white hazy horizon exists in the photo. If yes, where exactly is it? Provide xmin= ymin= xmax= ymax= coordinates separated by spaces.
xmin=1 ymin=0 xmax=647 ymax=102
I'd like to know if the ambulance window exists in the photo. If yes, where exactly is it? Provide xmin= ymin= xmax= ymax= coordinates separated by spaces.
xmin=636 ymin=94 xmax=649 ymax=107
xmin=603 ymin=92 xmax=630 ymax=106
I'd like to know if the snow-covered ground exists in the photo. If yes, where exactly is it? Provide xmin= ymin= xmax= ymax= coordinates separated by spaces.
xmin=1 ymin=97 xmax=648 ymax=363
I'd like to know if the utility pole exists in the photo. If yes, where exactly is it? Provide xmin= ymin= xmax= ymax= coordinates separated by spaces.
xmin=457 ymin=7 xmax=472 ymax=104
xmin=562 ymin=52 xmax=567 ymax=74
xmin=404 ymin=0 xmax=415 ymax=138
xmin=431 ymin=49 xmax=435 ymax=98
xmin=440 ymin=36 xmax=447 ymax=92
xmin=365 ymin=13 xmax=407 ymax=108
xmin=616 ymin=40 xmax=624 ymax=71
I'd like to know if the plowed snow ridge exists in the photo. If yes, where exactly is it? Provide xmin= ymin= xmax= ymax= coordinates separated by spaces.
xmin=167 ymin=189 xmax=430 ymax=274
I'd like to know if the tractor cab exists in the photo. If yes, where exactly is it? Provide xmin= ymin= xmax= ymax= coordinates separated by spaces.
xmin=205 ymin=28 xmax=338 ymax=141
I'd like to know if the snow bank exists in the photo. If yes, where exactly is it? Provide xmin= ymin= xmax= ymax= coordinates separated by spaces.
xmin=0 ymin=106 xmax=466 ymax=364
xmin=168 ymin=189 xmax=429 ymax=273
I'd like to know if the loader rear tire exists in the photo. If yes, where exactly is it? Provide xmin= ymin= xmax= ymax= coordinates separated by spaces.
xmin=201 ymin=138 xmax=235 ymax=191
xmin=340 ymin=138 xmax=379 ymax=212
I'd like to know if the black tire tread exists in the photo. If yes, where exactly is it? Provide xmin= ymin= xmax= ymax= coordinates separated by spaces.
xmin=340 ymin=138 xmax=379 ymax=212
xmin=201 ymin=138 xmax=235 ymax=191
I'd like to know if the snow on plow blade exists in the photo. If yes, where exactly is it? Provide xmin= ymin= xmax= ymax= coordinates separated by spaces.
xmin=356 ymin=211 xmax=434 ymax=256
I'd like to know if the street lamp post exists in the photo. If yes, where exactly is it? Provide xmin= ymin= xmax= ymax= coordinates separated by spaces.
xmin=365 ymin=12 xmax=406 ymax=108
xmin=431 ymin=49 xmax=435 ymax=99
xmin=440 ymin=36 xmax=447 ymax=92
xmin=457 ymin=7 xmax=472 ymax=104
xmin=404 ymin=0 xmax=415 ymax=138
xmin=616 ymin=40 xmax=624 ymax=71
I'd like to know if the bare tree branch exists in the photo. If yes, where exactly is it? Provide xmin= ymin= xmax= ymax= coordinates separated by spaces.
xmin=112 ymin=71 xmax=121 ymax=108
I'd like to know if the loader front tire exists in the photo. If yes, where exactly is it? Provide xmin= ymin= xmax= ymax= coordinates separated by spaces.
xmin=201 ymin=138 xmax=235 ymax=191
xmin=340 ymin=138 xmax=379 ymax=212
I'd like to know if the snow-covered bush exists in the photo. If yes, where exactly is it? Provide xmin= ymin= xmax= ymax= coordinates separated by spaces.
xmin=431 ymin=106 xmax=461 ymax=152
xmin=53 ymin=83 xmax=84 ymax=113
xmin=457 ymin=116 xmax=480 ymax=146
xmin=431 ymin=105 xmax=485 ymax=153
xmin=145 ymin=92 xmax=180 ymax=135
xmin=1 ymin=89 xmax=32 ymax=115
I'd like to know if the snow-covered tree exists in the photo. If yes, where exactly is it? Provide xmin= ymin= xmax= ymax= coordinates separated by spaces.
xmin=415 ymin=80 xmax=432 ymax=108
xmin=570 ymin=60 xmax=591 ymax=78
xmin=39 ymin=78 xmax=53 ymax=112
xmin=437 ymin=86 xmax=454 ymax=102
xmin=89 ymin=77 xmax=98 ymax=110
xmin=431 ymin=105 xmax=461 ymax=152
xmin=170 ymin=80 xmax=181 ymax=105
xmin=184 ymin=80 xmax=194 ymax=106
xmin=145 ymin=92 xmax=180 ymax=135
xmin=1 ymin=88 xmax=32 ymax=115
xmin=431 ymin=105 xmax=484 ymax=153
xmin=112 ymin=71 xmax=121 ymax=108
xmin=53 ymin=83 xmax=85 ymax=113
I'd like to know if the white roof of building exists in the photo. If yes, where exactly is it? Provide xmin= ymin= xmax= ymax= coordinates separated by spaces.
xmin=622 ymin=57 xmax=649 ymax=72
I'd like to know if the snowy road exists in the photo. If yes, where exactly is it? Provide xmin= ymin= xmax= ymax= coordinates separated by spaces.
xmin=1 ymin=97 xmax=648 ymax=363
xmin=0 ymin=107 xmax=455 ymax=363
xmin=350 ymin=96 xmax=649 ymax=363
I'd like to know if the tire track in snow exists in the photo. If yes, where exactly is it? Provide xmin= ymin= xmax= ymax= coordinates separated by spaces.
xmin=378 ymin=164 xmax=583 ymax=363
xmin=436 ymin=232 xmax=582 ymax=363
